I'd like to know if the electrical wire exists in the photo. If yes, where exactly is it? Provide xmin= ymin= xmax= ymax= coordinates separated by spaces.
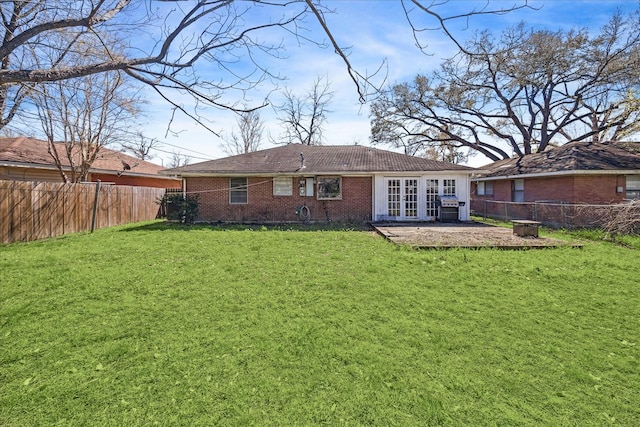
xmin=178 ymin=178 xmax=273 ymax=195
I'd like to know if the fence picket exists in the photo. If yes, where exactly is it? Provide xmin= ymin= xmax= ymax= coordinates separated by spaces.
xmin=0 ymin=180 xmax=165 ymax=244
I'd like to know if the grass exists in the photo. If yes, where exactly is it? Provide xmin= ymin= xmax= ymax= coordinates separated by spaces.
xmin=1 ymin=221 xmax=639 ymax=426
xmin=472 ymin=215 xmax=640 ymax=249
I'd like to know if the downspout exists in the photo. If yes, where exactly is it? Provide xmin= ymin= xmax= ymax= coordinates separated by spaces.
xmin=371 ymin=175 xmax=375 ymax=223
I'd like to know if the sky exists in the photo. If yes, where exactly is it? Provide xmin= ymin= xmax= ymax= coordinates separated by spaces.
xmin=137 ymin=0 xmax=640 ymax=168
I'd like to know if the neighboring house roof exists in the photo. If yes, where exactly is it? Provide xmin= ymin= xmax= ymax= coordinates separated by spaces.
xmin=0 ymin=136 xmax=170 ymax=178
xmin=475 ymin=141 xmax=640 ymax=180
xmin=162 ymin=144 xmax=474 ymax=176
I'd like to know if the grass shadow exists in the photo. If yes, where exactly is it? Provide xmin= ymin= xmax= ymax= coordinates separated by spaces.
xmin=118 ymin=220 xmax=374 ymax=233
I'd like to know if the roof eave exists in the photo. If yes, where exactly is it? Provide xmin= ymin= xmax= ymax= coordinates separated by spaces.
xmin=168 ymin=169 xmax=475 ymax=178
xmin=473 ymin=169 xmax=640 ymax=181
xmin=0 ymin=160 xmax=63 ymax=171
xmin=89 ymin=167 xmax=179 ymax=180
xmin=1 ymin=160 xmax=178 ymax=180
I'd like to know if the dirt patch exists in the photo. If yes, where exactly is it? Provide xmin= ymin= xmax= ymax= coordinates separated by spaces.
xmin=373 ymin=222 xmax=578 ymax=249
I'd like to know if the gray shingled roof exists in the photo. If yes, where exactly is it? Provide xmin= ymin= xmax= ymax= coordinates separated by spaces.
xmin=477 ymin=141 xmax=640 ymax=178
xmin=162 ymin=144 xmax=474 ymax=175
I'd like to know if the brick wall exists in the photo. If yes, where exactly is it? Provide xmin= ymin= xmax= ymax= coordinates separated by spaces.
xmin=471 ymin=174 xmax=629 ymax=226
xmin=521 ymin=175 xmax=622 ymax=204
xmin=570 ymin=175 xmax=623 ymax=204
xmin=187 ymin=176 xmax=372 ymax=223
xmin=472 ymin=174 xmax=625 ymax=210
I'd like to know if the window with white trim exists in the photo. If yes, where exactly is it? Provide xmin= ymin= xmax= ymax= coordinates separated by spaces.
xmin=230 ymin=177 xmax=248 ymax=204
xmin=317 ymin=176 xmax=342 ymax=200
xmin=626 ymin=175 xmax=640 ymax=199
xmin=477 ymin=181 xmax=494 ymax=196
xmin=443 ymin=179 xmax=456 ymax=196
xmin=273 ymin=177 xmax=293 ymax=196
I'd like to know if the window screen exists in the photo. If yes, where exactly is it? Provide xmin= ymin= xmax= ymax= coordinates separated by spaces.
xmin=230 ymin=177 xmax=248 ymax=204
xmin=273 ymin=177 xmax=293 ymax=196
xmin=477 ymin=181 xmax=493 ymax=196
xmin=626 ymin=175 xmax=640 ymax=199
xmin=512 ymin=179 xmax=524 ymax=202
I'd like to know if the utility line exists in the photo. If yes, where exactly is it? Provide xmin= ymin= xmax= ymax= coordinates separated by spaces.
xmin=170 ymin=179 xmax=273 ymax=195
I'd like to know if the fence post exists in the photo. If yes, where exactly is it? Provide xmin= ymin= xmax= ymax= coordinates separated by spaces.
xmin=90 ymin=180 xmax=101 ymax=233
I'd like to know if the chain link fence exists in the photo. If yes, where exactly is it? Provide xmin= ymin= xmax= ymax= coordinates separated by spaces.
xmin=474 ymin=200 xmax=639 ymax=231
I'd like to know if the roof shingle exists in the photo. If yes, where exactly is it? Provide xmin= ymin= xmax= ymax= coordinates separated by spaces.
xmin=477 ymin=141 xmax=640 ymax=178
xmin=162 ymin=144 xmax=473 ymax=175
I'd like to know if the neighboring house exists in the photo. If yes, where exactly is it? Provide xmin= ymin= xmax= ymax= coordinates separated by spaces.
xmin=471 ymin=141 xmax=640 ymax=220
xmin=0 ymin=137 xmax=180 ymax=188
xmin=161 ymin=144 xmax=474 ymax=224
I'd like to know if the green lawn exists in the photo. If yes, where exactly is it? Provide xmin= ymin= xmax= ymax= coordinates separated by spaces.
xmin=1 ymin=222 xmax=638 ymax=426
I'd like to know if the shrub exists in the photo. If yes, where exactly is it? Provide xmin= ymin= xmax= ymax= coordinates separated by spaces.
xmin=160 ymin=193 xmax=199 ymax=224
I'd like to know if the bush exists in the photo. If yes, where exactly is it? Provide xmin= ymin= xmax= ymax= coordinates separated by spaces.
xmin=160 ymin=193 xmax=199 ymax=224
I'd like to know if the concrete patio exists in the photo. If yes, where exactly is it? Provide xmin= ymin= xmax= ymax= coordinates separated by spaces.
xmin=372 ymin=221 xmax=579 ymax=249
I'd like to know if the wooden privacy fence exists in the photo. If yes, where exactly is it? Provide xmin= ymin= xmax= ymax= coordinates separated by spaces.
xmin=0 ymin=180 xmax=166 ymax=244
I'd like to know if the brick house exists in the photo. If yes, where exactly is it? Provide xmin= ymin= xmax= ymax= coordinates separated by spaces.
xmin=0 ymin=137 xmax=180 ymax=188
xmin=161 ymin=144 xmax=475 ymax=224
xmin=471 ymin=141 xmax=640 ymax=223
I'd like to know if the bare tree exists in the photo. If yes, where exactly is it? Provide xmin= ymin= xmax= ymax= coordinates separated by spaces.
xmin=121 ymin=133 xmax=160 ymax=161
xmin=32 ymin=69 xmax=138 ymax=183
xmin=24 ymin=26 xmax=139 ymax=183
xmin=602 ymin=200 xmax=640 ymax=237
xmin=422 ymin=141 xmax=471 ymax=164
xmin=371 ymin=9 xmax=640 ymax=161
xmin=0 ymin=1 xmax=531 ymax=141
xmin=0 ymin=1 xmax=326 ymax=135
xmin=222 ymin=110 xmax=264 ymax=155
xmin=275 ymin=76 xmax=333 ymax=145
xmin=168 ymin=151 xmax=191 ymax=169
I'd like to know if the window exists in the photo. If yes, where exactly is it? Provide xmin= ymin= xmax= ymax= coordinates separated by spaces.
xmin=230 ymin=177 xmax=248 ymax=204
xmin=512 ymin=179 xmax=524 ymax=202
xmin=477 ymin=181 xmax=494 ymax=196
xmin=626 ymin=175 xmax=640 ymax=199
xmin=298 ymin=177 xmax=315 ymax=197
xmin=443 ymin=179 xmax=456 ymax=196
xmin=273 ymin=177 xmax=293 ymax=196
xmin=317 ymin=176 xmax=342 ymax=200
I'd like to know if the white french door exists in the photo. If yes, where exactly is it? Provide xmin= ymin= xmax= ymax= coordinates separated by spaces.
xmin=386 ymin=178 xmax=419 ymax=220
xmin=426 ymin=179 xmax=438 ymax=220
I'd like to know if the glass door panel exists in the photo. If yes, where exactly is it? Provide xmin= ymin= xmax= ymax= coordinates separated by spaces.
xmin=426 ymin=179 xmax=438 ymax=218
xmin=387 ymin=179 xmax=400 ymax=217
xmin=404 ymin=179 xmax=418 ymax=218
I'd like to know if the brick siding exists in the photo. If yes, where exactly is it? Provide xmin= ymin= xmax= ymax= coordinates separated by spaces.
xmin=471 ymin=174 xmax=629 ymax=225
xmin=187 ymin=176 xmax=372 ymax=223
